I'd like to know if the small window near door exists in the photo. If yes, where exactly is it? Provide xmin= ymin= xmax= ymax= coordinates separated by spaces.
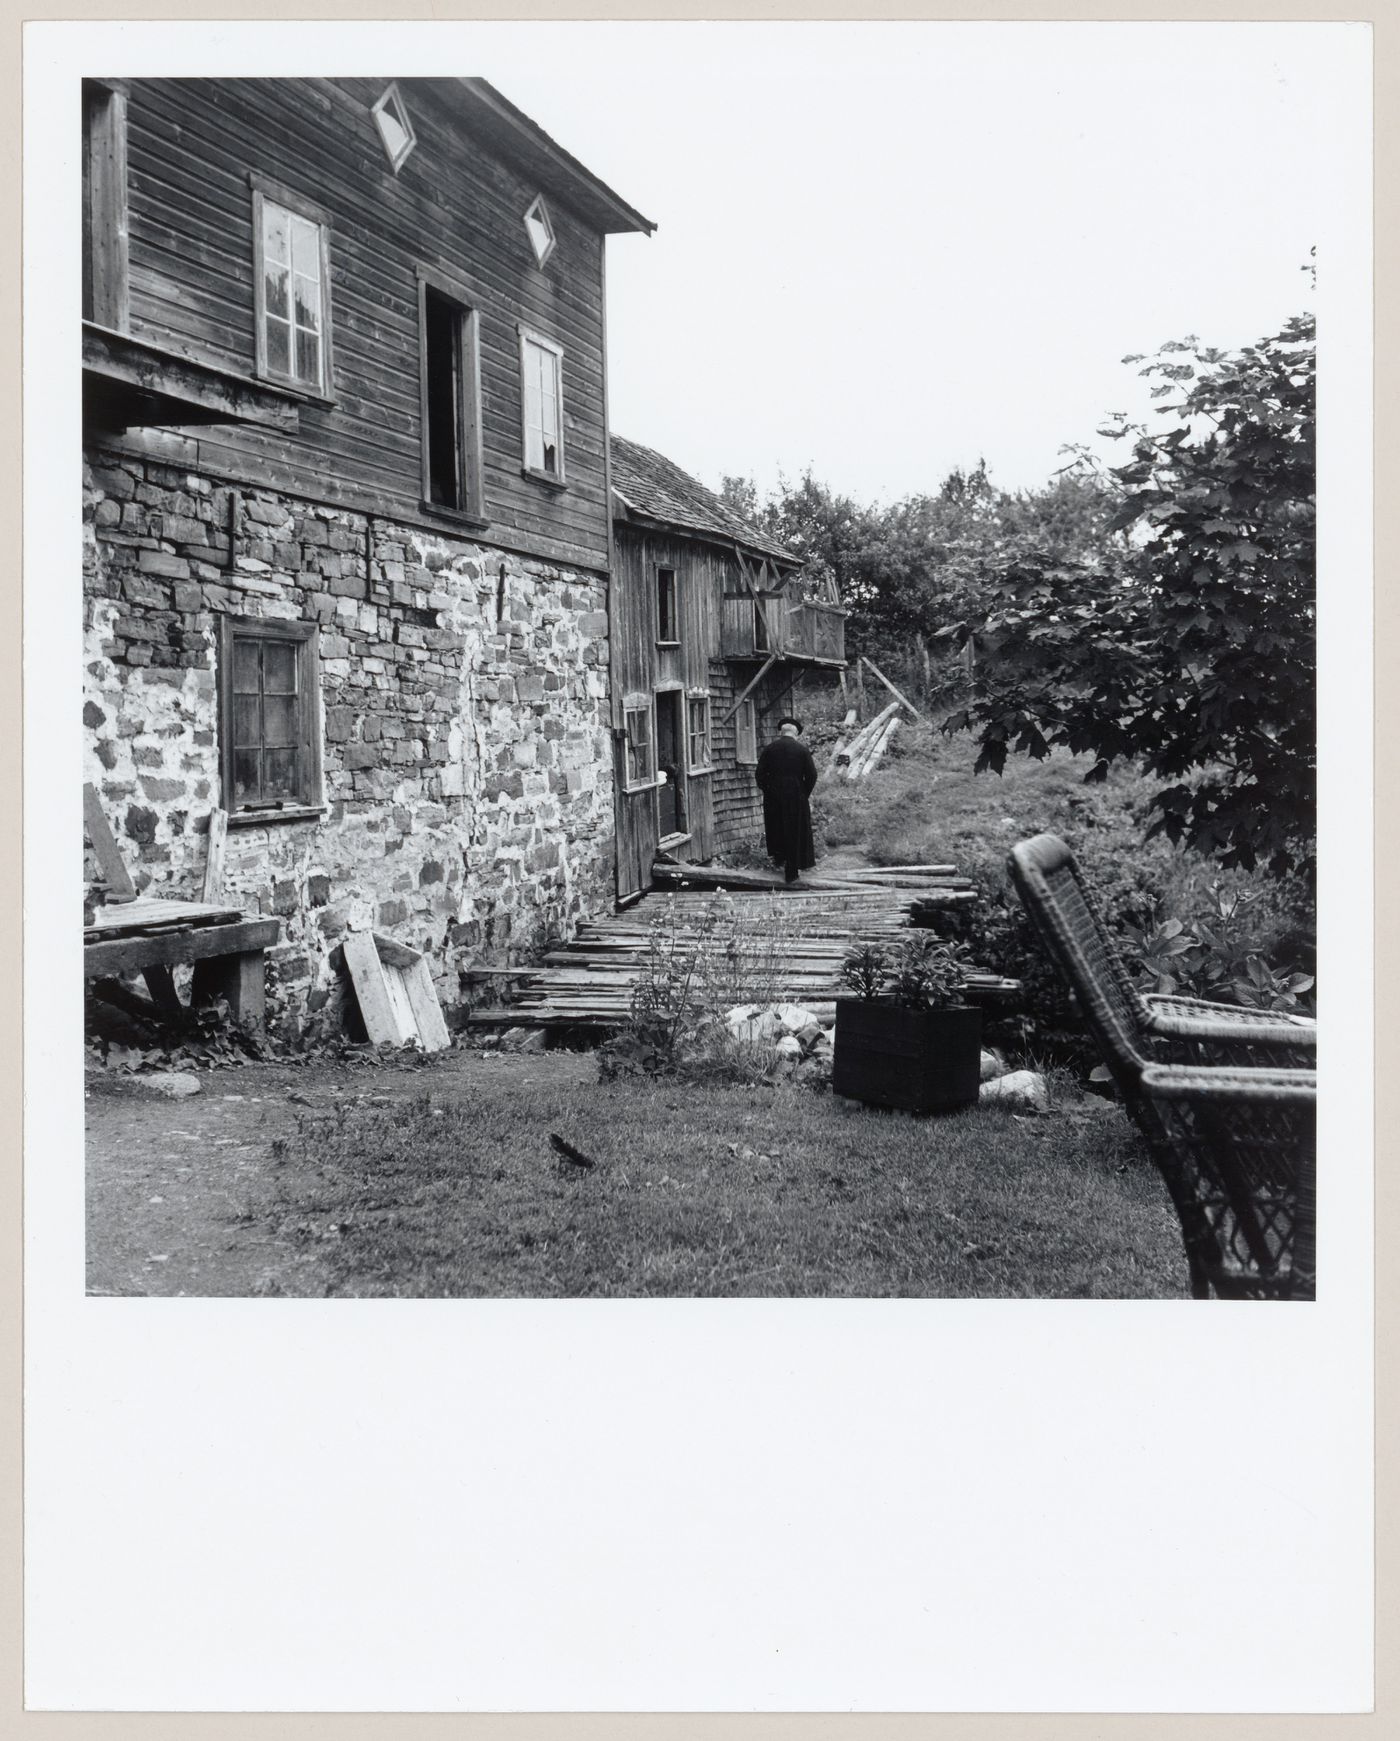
xmin=624 ymin=702 xmax=655 ymax=790
xmin=656 ymin=567 xmax=678 ymax=644
xmin=735 ymin=697 xmax=758 ymax=766
xmin=687 ymin=694 xmax=713 ymax=773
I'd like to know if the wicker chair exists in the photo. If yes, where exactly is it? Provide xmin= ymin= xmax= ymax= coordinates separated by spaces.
xmin=1009 ymin=833 xmax=1316 ymax=1300
xmin=1008 ymin=833 xmax=1315 ymax=1092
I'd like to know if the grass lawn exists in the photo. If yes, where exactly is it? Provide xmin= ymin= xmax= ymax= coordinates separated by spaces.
xmin=815 ymin=717 xmax=1158 ymax=872
xmin=255 ymin=1062 xmax=1190 ymax=1298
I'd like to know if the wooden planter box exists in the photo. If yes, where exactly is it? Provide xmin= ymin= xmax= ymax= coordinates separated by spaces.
xmin=832 ymin=998 xmax=982 ymax=1114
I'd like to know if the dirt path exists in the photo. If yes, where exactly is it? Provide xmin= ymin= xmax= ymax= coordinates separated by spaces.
xmin=85 ymin=1051 xmax=595 ymax=1297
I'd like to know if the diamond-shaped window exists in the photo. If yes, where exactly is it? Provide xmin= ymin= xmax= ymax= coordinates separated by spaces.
xmin=371 ymin=83 xmax=416 ymax=175
xmin=523 ymin=195 xmax=556 ymax=269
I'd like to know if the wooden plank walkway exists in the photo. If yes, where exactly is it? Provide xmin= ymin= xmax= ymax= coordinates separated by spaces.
xmin=465 ymin=867 xmax=1020 ymax=1031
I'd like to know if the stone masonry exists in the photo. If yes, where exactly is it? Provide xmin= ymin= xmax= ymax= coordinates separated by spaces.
xmin=82 ymin=444 xmax=615 ymax=1034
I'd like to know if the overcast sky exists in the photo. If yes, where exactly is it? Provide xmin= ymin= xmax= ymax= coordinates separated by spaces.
xmin=456 ymin=20 xmax=1350 ymax=507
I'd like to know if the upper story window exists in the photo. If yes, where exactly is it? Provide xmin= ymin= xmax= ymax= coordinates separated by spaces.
xmin=523 ymin=195 xmax=556 ymax=268
xmin=656 ymin=566 xmax=678 ymax=644
xmin=252 ymin=178 xmax=333 ymax=398
xmin=371 ymin=83 xmax=416 ymax=174
xmin=418 ymin=268 xmax=485 ymax=522
xmin=82 ymin=81 xmax=129 ymax=331
xmin=519 ymin=329 xmax=565 ymax=483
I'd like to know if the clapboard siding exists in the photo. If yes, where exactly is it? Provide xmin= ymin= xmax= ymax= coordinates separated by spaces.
xmin=119 ymin=77 xmax=614 ymax=572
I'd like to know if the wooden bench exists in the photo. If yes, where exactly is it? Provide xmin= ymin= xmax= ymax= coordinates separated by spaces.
xmin=84 ymin=898 xmax=281 ymax=1028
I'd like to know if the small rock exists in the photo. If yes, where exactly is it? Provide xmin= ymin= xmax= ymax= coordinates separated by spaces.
xmin=774 ymin=1034 xmax=803 ymax=1060
xmin=795 ymin=1020 xmax=825 ymax=1048
xmin=142 ymin=1072 xmax=201 ymax=1099
xmin=979 ymin=1070 xmax=1049 ymax=1113
xmin=979 ymin=1048 xmax=1007 ymax=1081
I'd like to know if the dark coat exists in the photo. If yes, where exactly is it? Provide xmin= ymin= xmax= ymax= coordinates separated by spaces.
xmin=755 ymin=733 xmax=818 ymax=880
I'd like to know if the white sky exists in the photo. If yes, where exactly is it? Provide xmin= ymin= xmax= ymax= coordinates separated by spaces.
xmin=459 ymin=20 xmax=1343 ymax=505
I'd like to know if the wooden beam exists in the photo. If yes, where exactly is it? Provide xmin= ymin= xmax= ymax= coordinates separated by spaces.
xmin=83 ymin=916 xmax=280 ymax=978
xmin=200 ymin=808 xmax=228 ymax=904
xmin=719 ymin=652 xmax=778 ymax=727
xmin=861 ymin=655 xmax=924 ymax=721
xmin=83 ymin=782 xmax=137 ymax=903
xmin=82 ymin=323 xmax=300 ymax=430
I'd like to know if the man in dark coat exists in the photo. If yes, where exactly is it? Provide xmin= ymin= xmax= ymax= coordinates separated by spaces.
xmin=755 ymin=715 xmax=818 ymax=883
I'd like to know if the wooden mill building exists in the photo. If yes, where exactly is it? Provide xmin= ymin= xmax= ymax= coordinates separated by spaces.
xmin=80 ymin=76 xmax=652 ymax=1028
xmin=609 ymin=437 xmax=847 ymax=901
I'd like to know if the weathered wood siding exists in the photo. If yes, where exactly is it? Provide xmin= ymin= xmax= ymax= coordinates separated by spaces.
xmin=120 ymin=77 xmax=612 ymax=573
xmin=612 ymin=521 xmax=807 ymax=884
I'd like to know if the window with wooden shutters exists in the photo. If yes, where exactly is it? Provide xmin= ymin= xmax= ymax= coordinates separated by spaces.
xmin=518 ymin=328 xmax=565 ymax=482
xmin=82 ymin=81 xmax=129 ymax=330
xmin=735 ymin=697 xmax=758 ymax=766
xmin=219 ymin=619 xmax=322 ymax=817
xmin=253 ymin=180 xmax=333 ymax=397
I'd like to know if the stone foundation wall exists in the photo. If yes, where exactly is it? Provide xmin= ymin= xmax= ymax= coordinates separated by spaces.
xmin=82 ymin=443 xmax=615 ymax=1031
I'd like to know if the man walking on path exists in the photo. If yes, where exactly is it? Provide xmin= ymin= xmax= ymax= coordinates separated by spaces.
xmin=755 ymin=715 xmax=818 ymax=883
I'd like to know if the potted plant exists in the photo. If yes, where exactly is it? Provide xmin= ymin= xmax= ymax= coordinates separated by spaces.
xmin=832 ymin=935 xmax=982 ymax=1113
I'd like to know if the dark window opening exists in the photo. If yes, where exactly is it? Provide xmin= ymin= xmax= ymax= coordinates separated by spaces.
xmin=424 ymin=286 xmax=466 ymax=510
xmin=657 ymin=567 xmax=678 ymax=642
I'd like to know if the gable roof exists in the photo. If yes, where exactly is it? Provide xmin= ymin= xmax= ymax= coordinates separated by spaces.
xmin=610 ymin=435 xmax=798 ymax=566
xmin=440 ymin=80 xmax=655 ymax=237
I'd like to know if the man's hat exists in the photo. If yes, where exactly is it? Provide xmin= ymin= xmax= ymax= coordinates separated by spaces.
xmin=777 ymin=715 xmax=803 ymax=732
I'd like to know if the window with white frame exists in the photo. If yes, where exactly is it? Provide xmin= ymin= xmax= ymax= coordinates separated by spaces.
xmin=735 ymin=697 xmax=758 ymax=766
xmin=686 ymin=694 xmax=713 ymax=773
xmin=371 ymin=83 xmax=416 ymax=174
xmin=220 ymin=618 xmax=322 ymax=816
xmin=253 ymin=183 xmax=332 ymax=396
xmin=523 ymin=195 xmax=556 ymax=268
xmin=519 ymin=329 xmax=565 ymax=480
xmin=624 ymin=701 xmax=655 ymax=789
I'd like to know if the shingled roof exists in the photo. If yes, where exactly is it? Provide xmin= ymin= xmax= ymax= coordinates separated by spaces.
xmin=610 ymin=435 xmax=798 ymax=566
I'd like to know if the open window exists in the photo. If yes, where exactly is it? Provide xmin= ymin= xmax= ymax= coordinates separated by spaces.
xmin=523 ymin=195 xmax=556 ymax=268
xmin=656 ymin=566 xmax=678 ymax=644
xmin=219 ymin=618 xmax=323 ymax=821
xmin=623 ymin=699 xmax=656 ymax=793
xmin=253 ymin=179 xmax=333 ymax=397
xmin=519 ymin=328 xmax=565 ymax=483
xmin=370 ymin=83 xmax=417 ymax=174
xmin=418 ymin=270 xmax=485 ymax=521
xmin=83 ymin=81 xmax=129 ymax=330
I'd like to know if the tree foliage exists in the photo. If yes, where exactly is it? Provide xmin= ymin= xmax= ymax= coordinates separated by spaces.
xmin=942 ymin=314 xmax=1315 ymax=877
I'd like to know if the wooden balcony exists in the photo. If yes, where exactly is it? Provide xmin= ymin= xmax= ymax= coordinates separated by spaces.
xmin=721 ymin=588 xmax=847 ymax=667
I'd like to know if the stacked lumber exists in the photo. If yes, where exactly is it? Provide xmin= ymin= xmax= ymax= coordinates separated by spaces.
xmin=464 ymin=877 xmax=1019 ymax=1031
xmin=833 ymin=702 xmax=899 ymax=779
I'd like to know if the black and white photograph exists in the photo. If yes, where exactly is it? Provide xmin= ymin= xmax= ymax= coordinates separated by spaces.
xmin=74 ymin=37 xmax=1332 ymax=1302
xmin=24 ymin=12 xmax=1374 ymax=1717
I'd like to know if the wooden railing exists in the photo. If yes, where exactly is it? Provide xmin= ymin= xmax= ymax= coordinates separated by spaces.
xmin=721 ymin=589 xmax=847 ymax=665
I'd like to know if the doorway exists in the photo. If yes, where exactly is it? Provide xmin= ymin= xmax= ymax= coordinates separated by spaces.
xmin=655 ymin=689 xmax=685 ymax=843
